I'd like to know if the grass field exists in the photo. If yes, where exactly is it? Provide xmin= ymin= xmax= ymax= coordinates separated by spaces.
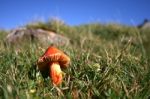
xmin=0 ymin=20 xmax=150 ymax=98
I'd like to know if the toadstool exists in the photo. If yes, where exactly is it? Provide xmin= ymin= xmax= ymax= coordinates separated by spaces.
xmin=37 ymin=46 xmax=70 ymax=85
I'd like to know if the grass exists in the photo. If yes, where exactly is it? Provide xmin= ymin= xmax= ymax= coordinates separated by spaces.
xmin=0 ymin=19 xmax=150 ymax=99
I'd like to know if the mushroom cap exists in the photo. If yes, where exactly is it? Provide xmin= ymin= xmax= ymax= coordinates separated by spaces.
xmin=37 ymin=46 xmax=70 ymax=72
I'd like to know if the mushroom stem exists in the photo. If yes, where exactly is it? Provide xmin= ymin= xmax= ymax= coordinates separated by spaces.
xmin=50 ymin=62 xmax=63 ymax=85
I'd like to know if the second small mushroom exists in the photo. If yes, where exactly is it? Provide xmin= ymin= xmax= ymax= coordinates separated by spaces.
xmin=37 ymin=46 xmax=70 ymax=85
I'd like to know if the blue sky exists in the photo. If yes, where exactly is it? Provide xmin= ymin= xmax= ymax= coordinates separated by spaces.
xmin=0 ymin=0 xmax=150 ymax=29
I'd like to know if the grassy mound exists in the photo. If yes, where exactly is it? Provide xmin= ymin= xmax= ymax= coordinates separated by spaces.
xmin=0 ymin=19 xmax=150 ymax=98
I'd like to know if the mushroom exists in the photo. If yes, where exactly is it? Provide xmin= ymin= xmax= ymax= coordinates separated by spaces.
xmin=37 ymin=46 xmax=70 ymax=85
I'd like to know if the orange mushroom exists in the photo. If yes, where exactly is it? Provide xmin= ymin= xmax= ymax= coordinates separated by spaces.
xmin=37 ymin=46 xmax=70 ymax=85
